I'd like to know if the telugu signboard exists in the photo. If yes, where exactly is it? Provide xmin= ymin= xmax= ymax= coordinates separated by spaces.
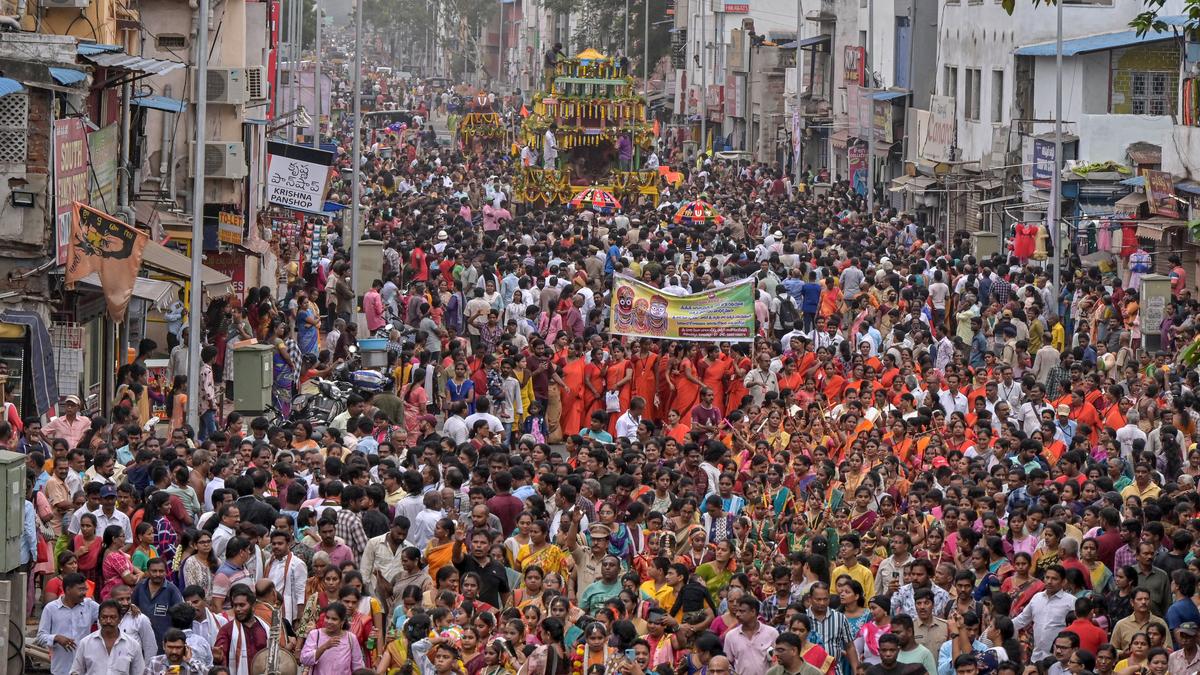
xmin=1032 ymin=138 xmax=1055 ymax=190
xmin=54 ymin=118 xmax=90 ymax=266
xmin=265 ymin=141 xmax=335 ymax=215
xmin=922 ymin=96 xmax=955 ymax=163
xmin=609 ymin=274 xmax=756 ymax=342
xmin=1144 ymin=169 xmax=1180 ymax=219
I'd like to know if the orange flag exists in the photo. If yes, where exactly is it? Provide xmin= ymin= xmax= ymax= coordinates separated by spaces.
xmin=65 ymin=202 xmax=148 ymax=321
xmin=520 ymin=105 xmax=529 ymax=117
xmin=653 ymin=119 xmax=660 ymax=135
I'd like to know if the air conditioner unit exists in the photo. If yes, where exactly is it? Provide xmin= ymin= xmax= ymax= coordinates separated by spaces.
xmin=206 ymin=68 xmax=246 ymax=105
xmin=39 ymin=0 xmax=90 ymax=8
xmin=245 ymin=66 xmax=268 ymax=102
xmin=204 ymin=142 xmax=247 ymax=179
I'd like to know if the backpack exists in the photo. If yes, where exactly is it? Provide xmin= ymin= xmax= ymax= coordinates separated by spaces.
xmin=777 ymin=295 xmax=799 ymax=328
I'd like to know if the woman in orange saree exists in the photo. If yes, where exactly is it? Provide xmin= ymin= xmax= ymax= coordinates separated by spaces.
xmin=700 ymin=344 xmax=731 ymax=414
xmin=605 ymin=342 xmax=633 ymax=435
xmin=668 ymin=344 xmax=703 ymax=424
xmin=631 ymin=340 xmax=661 ymax=421
xmin=559 ymin=340 xmax=589 ymax=436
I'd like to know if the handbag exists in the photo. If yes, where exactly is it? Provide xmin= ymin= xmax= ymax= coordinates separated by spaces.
xmin=604 ymin=390 xmax=621 ymax=413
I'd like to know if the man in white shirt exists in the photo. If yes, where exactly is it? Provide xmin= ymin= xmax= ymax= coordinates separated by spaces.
xmin=615 ymin=397 xmax=645 ymax=442
xmin=265 ymin=530 xmax=307 ymax=623
xmin=443 ymin=402 xmax=470 ymax=443
xmin=937 ymin=373 xmax=969 ymax=418
xmin=1011 ymin=565 xmax=1075 ymax=662
xmin=1116 ymin=410 xmax=1147 ymax=460
xmin=36 ymin=573 xmax=98 ymax=675
xmin=71 ymin=601 xmax=144 ymax=675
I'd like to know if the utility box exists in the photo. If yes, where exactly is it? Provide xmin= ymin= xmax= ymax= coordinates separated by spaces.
xmin=971 ymin=231 xmax=1001 ymax=259
xmin=1140 ymin=274 xmax=1171 ymax=352
xmin=232 ymin=344 xmax=275 ymax=413
xmin=353 ymin=239 xmax=384 ymax=298
xmin=0 ymin=451 xmax=25 ymax=572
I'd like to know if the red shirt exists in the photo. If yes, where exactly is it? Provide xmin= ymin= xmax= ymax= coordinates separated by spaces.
xmin=1064 ymin=618 xmax=1108 ymax=655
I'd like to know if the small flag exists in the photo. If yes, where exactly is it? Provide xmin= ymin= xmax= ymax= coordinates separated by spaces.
xmin=520 ymin=105 xmax=529 ymax=117
xmin=653 ymin=119 xmax=660 ymax=136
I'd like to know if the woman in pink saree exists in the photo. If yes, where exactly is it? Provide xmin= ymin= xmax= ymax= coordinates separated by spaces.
xmin=402 ymin=367 xmax=429 ymax=446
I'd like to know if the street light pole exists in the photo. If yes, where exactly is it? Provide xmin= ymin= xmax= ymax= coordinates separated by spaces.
xmin=498 ymin=0 xmax=505 ymax=91
xmin=699 ymin=0 xmax=706 ymax=159
xmin=350 ymin=0 xmax=363 ymax=296
xmin=866 ymin=0 xmax=874 ymax=215
xmin=624 ymin=0 xmax=630 ymax=58
xmin=187 ymin=0 xmax=208 ymax=431
xmin=793 ymin=0 xmax=803 ymax=183
xmin=643 ymin=0 xmax=649 ymax=92
xmin=313 ymin=0 xmax=321 ymax=148
xmin=1051 ymin=0 xmax=1062 ymax=301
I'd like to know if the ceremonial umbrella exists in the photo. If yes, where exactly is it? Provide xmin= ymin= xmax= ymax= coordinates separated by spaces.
xmin=672 ymin=199 xmax=724 ymax=226
xmin=568 ymin=187 xmax=622 ymax=214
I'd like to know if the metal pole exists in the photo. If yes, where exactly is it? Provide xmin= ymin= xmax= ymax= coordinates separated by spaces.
xmin=350 ymin=0 xmax=363 ymax=296
xmin=699 ymin=0 xmax=706 ymax=160
xmin=793 ymin=0 xmax=803 ymax=183
xmin=313 ymin=0 xmax=321 ymax=148
xmin=1051 ymin=0 xmax=1062 ymax=300
xmin=187 ymin=0 xmax=208 ymax=432
xmin=624 ymin=0 xmax=629 ymax=59
xmin=643 ymin=0 xmax=649 ymax=92
xmin=498 ymin=0 xmax=505 ymax=91
xmin=866 ymin=0 xmax=874 ymax=215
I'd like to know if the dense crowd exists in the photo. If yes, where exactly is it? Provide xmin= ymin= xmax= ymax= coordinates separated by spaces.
xmin=23 ymin=54 xmax=1200 ymax=675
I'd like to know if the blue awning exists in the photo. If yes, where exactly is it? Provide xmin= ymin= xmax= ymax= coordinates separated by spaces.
xmin=77 ymin=43 xmax=185 ymax=76
xmin=1120 ymin=175 xmax=1145 ymax=187
xmin=324 ymin=201 xmax=347 ymax=212
xmin=873 ymin=90 xmax=908 ymax=101
xmin=132 ymin=94 xmax=186 ymax=113
xmin=49 ymin=67 xmax=87 ymax=86
xmin=1015 ymin=18 xmax=1183 ymax=56
xmin=77 ymin=43 xmax=123 ymax=57
xmin=1177 ymin=181 xmax=1200 ymax=196
xmin=0 ymin=78 xmax=25 ymax=98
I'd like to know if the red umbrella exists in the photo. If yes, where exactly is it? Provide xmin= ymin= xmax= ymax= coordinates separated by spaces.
xmin=568 ymin=187 xmax=622 ymax=214
xmin=672 ymin=199 xmax=724 ymax=225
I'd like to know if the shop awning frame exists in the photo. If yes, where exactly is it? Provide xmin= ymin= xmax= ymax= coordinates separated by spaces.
xmin=1136 ymin=218 xmax=1185 ymax=239
xmin=141 ymin=240 xmax=233 ymax=293
xmin=77 ymin=272 xmax=180 ymax=309
xmin=132 ymin=94 xmax=187 ymax=114
xmin=1114 ymin=192 xmax=1148 ymax=209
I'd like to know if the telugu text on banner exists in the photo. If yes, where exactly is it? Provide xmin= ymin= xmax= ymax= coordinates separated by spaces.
xmin=608 ymin=274 xmax=756 ymax=342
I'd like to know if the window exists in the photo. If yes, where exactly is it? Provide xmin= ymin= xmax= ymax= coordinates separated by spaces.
xmin=155 ymin=34 xmax=188 ymax=50
xmin=1130 ymin=72 xmax=1172 ymax=115
xmin=944 ymin=66 xmax=958 ymax=98
xmin=991 ymin=69 xmax=1004 ymax=122
xmin=0 ymin=93 xmax=28 ymax=165
xmin=965 ymin=68 xmax=981 ymax=120
xmin=1062 ymin=0 xmax=1113 ymax=5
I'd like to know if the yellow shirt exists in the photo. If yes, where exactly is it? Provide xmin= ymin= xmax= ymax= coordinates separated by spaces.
xmin=640 ymin=580 xmax=676 ymax=612
xmin=1121 ymin=481 xmax=1162 ymax=501
xmin=832 ymin=563 xmax=877 ymax=601
xmin=1051 ymin=323 xmax=1066 ymax=352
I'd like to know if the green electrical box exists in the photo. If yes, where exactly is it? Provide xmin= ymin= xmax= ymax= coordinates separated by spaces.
xmin=232 ymin=343 xmax=275 ymax=414
xmin=0 ymin=450 xmax=26 ymax=572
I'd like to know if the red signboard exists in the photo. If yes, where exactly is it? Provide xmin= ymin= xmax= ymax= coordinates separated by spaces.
xmin=844 ymin=46 xmax=865 ymax=86
xmin=267 ymin=0 xmax=280 ymax=119
xmin=1144 ymin=169 xmax=1180 ymax=219
xmin=204 ymin=251 xmax=247 ymax=300
xmin=54 ymin=118 xmax=90 ymax=266
xmin=724 ymin=3 xmax=749 ymax=12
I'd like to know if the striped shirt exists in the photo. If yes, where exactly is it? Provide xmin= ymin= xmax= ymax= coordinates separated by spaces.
xmin=806 ymin=608 xmax=854 ymax=659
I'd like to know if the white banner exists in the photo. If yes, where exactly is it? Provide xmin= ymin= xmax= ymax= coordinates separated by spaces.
xmin=265 ymin=141 xmax=335 ymax=215
xmin=923 ymin=95 xmax=956 ymax=163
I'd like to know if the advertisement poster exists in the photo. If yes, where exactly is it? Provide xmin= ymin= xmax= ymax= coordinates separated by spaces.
xmin=1032 ymin=138 xmax=1055 ymax=190
xmin=54 ymin=118 xmax=90 ymax=266
xmin=849 ymin=140 xmax=868 ymax=197
xmin=923 ymin=96 xmax=955 ymax=163
xmin=87 ymin=124 xmax=119 ymax=209
xmin=609 ymin=274 xmax=756 ymax=342
xmin=1144 ymin=169 xmax=1180 ymax=219
xmin=844 ymin=46 xmax=864 ymax=86
xmin=265 ymin=141 xmax=335 ymax=214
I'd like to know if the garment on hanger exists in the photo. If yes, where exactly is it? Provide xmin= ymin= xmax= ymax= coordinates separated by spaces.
xmin=1013 ymin=222 xmax=1037 ymax=260
xmin=1129 ymin=248 xmax=1152 ymax=291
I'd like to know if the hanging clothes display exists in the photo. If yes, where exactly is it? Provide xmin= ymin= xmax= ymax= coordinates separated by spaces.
xmin=1077 ymin=220 xmax=1097 ymax=255
xmin=1097 ymin=219 xmax=1112 ymax=252
xmin=1128 ymin=248 xmax=1153 ymax=290
xmin=1013 ymin=222 xmax=1037 ymax=260
xmin=1121 ymin=223 xmax=1138 ymax=258
xmin=1033 ymin=222 xmax=1049 ymax=261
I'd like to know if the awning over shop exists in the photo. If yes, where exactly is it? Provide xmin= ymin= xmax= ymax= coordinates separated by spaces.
xmin=49 ymin=68 xmax=87 ymax=86
xmin=1120 ymin=175 xmax=1145 ymax=187
xmin=77 ymin=43 xmax=186 ymax=77
xmin=979 ymin=193 xmax=1020 ymax=206
xmin=830 ymin=129 xmax=850 ymax=151
xmin=141 ymin=240 xmax=233 ymax=293
xmin=1176 ymin=181 xmax=1200 ymax=196
xmin=77 ymin=272 xmax=179 ymax=309
xmin=1114 ymin=192 xmax=1148 ymax=209
xmin=872 ymin=90 xmax=908 ymax=102
xmin=889 ymin=176 xmax=913 ymax=192
xmin=907 ymin=176 xmax=939 ymax=193
xmin=0 ymin=77 xmax=25 ymax=98
xmin=1015 ymin=18 xmax=1181 ymax=56
xmin=132 ymin=94 xmax=187 ymax=113
xmin=779 ymin=35 xmax=831 ymax=51
xmin=1136 ymin=218 xmax=1185 ymax=239
xmin=975 ymin=179 xmax=1004 ymax=191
